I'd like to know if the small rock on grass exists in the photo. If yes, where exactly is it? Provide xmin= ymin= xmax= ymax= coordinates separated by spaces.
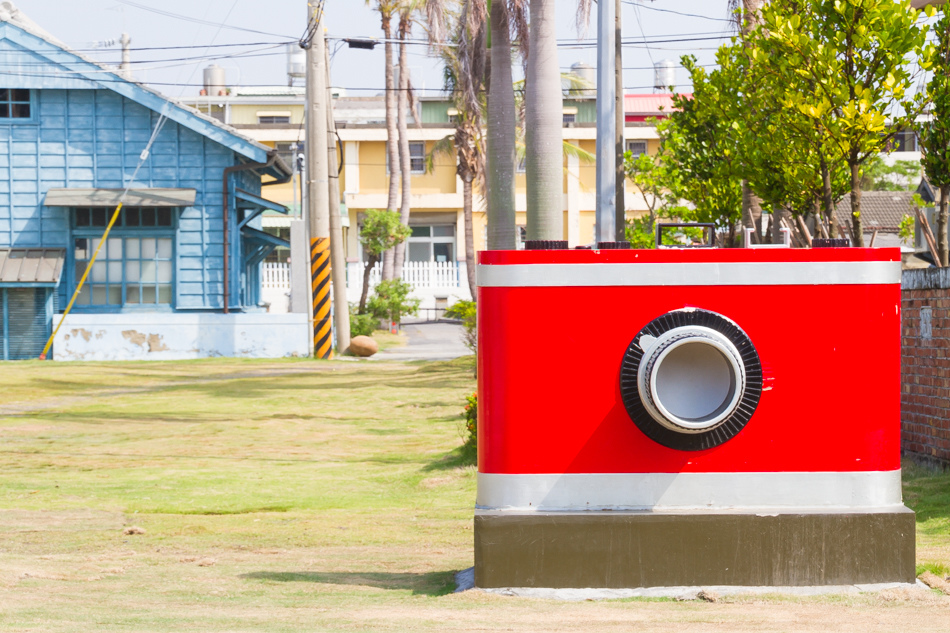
xmin=697 ymin=589 xmax=720 ymax=603
xmin=919 ymin=571 xmax=950 ymax=595
xmin=123 ymin=526 xmax=146 ymax=535
xmin=196 ymin=558 xmax=216 ymax=567
xmin=348 ymin=335 xmax=378 ymax=357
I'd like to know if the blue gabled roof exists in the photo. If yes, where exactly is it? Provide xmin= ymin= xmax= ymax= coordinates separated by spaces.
xmin=0 ymin=3 xmax=290 ymax=179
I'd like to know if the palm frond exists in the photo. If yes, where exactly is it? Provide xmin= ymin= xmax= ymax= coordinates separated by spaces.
xmin=576 ymin=0 xmax=593 ymax=39
xmin=563 ymin=141 xmax=595 ymax=164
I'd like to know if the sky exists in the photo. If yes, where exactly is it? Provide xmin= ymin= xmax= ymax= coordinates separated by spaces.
xmin=11 ymin=0 xmax=739 ymax=100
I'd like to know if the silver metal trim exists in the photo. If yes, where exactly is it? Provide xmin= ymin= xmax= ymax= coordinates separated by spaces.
xmin=476 ymin=470 xmax=904 ymax=511
xmin=476 ymin=261 xmax=901 ymax=288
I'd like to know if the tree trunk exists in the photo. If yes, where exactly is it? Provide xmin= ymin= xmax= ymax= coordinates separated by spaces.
xmin=849 ymin=159 xmax=864 ymax=246
xmin=463 ymin=176 xmax=477 ymax=298
xmin=381 ymin=13 xmax=398 ymax=281
xmin=393 ymin=16 xmax=413 ymax=278
xmin=742 ymin=183 xmax=762 ymax=243
xmin=772 ymin=206 xmax=790 ymax=244
xmin=359 ymin=253 xmax=378 ymax=314
xmin=939 ymin=184 xmax=949 ymax=266
xmin=614 ymin=0 xmax=626 ymax=240
xmin=487 ymin=4 xmax=517 ymax=250
xmin=525 ymin=0 xmax=563 ymax=240
xmin=820 ymin=157 xmax=837 ymax=238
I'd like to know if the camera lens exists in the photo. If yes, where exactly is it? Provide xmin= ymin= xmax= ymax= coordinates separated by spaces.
xmin=620 ymin=309 xmax=762 ymax=451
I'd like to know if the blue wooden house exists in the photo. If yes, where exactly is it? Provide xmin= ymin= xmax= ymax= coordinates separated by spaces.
xmin=0 ymin=5 xmax=307 ymax=360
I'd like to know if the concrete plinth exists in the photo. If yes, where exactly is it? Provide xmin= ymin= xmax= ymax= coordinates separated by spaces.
xmin=474 ymin=508 xmax=916 ymax=589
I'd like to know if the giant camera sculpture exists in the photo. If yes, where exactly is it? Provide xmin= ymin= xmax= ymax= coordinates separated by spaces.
xmin=474 ymin=244 xmax=914 ymax=588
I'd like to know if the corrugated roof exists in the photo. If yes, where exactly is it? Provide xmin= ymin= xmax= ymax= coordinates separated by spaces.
xmin=835 ymin=191 xmax=915 ymax=232
xmin=624 ymin=93 xmax=690 ymax=115
xmin=43 ymin=188 xmax=196 ymax=208
xmin=0 ymin=248 xmax=65 ymax=285
xmin=0 ymin=3 xmax=289 ymax=178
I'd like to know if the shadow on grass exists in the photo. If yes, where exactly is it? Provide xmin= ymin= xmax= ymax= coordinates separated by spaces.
xmin=903 ymin=462 xmax=950 ymax=534
xmin=240 ymin=570 xmax=458 ymax=596
xmin=424 ymin=443 xmax=476 ymax=471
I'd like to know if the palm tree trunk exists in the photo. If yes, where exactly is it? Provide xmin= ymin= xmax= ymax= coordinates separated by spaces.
xmin=394 ymin=15 xmax=413 ymax=277
xmin=525 ymin=0 xmax=563 ymax=240
xmin=938 ymin=184 xmax=949 ymax=266
xmin=614 ymin=0 xmax=626 ymax=240
xmin=359 ymin=253 xmax=378 ymax=314
xmin=382 ymin=13 xmax=399 ymax=281
xmin=463 ymin=175 xmax=476 ymax=298
xmin=487 ymin=3 xmax=517 ymax=250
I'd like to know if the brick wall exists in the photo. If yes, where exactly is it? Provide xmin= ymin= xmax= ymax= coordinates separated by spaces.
xmin=902 ymin=268 xmax=950 ymax=468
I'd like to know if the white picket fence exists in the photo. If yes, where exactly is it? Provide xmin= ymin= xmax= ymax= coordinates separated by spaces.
xmin=362 ymin=261 xmax=460 ymax=289
xmin=262 ymin=260 xmax=470 ymax=310
xmin=262 ymin=263 xmax=291 ymax=289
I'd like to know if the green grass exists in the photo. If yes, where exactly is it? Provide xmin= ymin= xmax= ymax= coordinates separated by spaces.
xmin=0 ymin=356 xmax=948 ymax=632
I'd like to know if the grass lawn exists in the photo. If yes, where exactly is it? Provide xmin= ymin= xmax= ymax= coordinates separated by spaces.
xmin=0 ymin=357 xmax=949 ymax=632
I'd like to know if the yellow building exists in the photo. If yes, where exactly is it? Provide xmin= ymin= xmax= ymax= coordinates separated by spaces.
xmin=184 ymin=88 xmax=672 ymax=309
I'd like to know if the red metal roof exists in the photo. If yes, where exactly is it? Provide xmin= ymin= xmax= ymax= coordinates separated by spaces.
xmin=624 ymin=93 xmax=691 ymax=120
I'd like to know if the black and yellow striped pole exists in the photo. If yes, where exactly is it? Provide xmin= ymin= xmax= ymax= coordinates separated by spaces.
xmin=311 ymin=237 xmax=333 ymax=359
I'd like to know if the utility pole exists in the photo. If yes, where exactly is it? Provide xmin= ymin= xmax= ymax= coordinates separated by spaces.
xmin=120 ymin=32 xmax=131 ymax=81
xmin=595 ymin=0 xmax=617 ymax=244
xmin=306 ymin=3 xmax=333 ymax=359
xmin=325 ymin=41 xmax=350 ymax=354
xmin=614 ymin=0 xmax=625 ymax=241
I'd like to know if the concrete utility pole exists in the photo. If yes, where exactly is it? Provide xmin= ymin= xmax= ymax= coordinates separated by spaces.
xmin=306 ymin=4 xmax=333 ymax=358
xmin=614 ymin=0 xmax=625 ymax=241
xmin=595 ymin=0 xmax=617 ymax=244
xmin=325 ymin=41 xmax=350 ymax=354
xmin=119 ymin=32 xmax=131 ymax=81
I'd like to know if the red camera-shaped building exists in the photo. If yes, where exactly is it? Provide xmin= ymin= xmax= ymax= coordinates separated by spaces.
xmin=474 ymin=246 xmax=914 ymax=589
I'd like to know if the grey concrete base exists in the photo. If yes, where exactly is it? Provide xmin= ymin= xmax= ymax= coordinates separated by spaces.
xmin=474 ymin=508 xmax=916 ymax=589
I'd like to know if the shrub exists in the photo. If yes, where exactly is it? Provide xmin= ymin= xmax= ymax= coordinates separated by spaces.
xmin=445 ymin=299 xmax=476 ymax=353
xmin=462 ymin=391 xmax=477 ymax=451
xmin=366 ymin=279 xmax=420 ymax=325
xmin=349 ymin=305 xmax=377 ymax=338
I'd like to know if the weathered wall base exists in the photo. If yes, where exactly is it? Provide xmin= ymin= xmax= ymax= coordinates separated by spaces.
xmin=474 ymin=508 xmax=916 ymax=588
xmin=52 ymin=313 xmax=310 ymax=360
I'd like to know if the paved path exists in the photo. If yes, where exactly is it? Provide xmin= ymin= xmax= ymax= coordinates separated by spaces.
xmin=373 ymin=320 xmax=473 ymax=362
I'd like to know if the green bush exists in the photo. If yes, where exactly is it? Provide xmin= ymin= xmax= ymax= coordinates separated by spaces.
xmin=462 ymin=391 xmax=477 ymax=450
xmin=366 ymin=279 xmax=420 ymax=325
xmin=349 ymin=306 xmax=377 ymax=338
xmin=445 ymin=299 xmax=476 ymax=353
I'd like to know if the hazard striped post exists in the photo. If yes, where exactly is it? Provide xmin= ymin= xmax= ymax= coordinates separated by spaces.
xmin=311 ymin=237 xmax=333 ymax=359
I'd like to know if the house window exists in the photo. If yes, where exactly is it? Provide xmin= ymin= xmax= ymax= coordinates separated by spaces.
xmin=409 ymin=141 xmax=426 ymax=174
xmin=627 ymin=140 xmax=648 ymax=158
xmin=275 ymin=142 xmax=302 ymax=168
xmin=407 ymin=224 xmax=455 ymax=262
xmin=258 ymin=114 xmax=291 ymax=124
xmin=892 ymin=129 xmax=918 ymax=153
xmin=72 ymin=207 xmax=176 ymax=308
xmin=0 ymin=88 xmax=31 ymax=119
xmin=563 ymin=113 xmax=576 ymax=124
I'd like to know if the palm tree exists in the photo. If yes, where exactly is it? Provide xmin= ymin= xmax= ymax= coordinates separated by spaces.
xmin=524 ymin=0 xmax=563 ymax=240
xmin=433 ymin=2 xmax=488 ymax=297
xmin=365 ymin=1 xmax=403 ymax=281
xmin=486 ymin=0 xmax=522 ymax=250
xmin=392 ymin=0 xmax=447 ymax=279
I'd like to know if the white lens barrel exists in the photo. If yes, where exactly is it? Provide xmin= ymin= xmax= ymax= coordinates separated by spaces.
xmin=637 ymin=326 xmax=746 ymax=434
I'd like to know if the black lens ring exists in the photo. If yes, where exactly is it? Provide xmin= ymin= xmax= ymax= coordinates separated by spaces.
xmin=619 ymin=308 xmax=762 ymax=451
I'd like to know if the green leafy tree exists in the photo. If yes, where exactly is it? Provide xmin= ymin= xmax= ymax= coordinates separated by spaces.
xmin=358 ymin=209 xmax=411 ymax=313
xmin=750 ymin=0 xmax=935 ymax=245
xmin=917 ymin=8 xmax=950 ymax=265
xmin=366 ymin=279 xmax=420 ymax=326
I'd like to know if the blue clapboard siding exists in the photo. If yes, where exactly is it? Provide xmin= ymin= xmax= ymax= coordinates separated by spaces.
xmin=0 ymin=89 xmax=265 ymax=311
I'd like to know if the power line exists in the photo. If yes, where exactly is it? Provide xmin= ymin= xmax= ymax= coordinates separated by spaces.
xmin=115 ymin=0 xmax=295 ymax=39
xmin=621 ymin=1 xmax=734 ymax=24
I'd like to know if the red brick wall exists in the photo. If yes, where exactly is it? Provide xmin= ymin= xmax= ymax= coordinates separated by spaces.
xmin=902 ymin=269 xmax=950 ymax=468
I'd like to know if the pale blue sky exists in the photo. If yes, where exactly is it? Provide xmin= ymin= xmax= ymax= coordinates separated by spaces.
xmin=11 ymin=1 xmax=735 ymax=99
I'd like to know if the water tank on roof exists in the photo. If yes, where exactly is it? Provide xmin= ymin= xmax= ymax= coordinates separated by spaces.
xmin=570 ymin=62 xmax=596 ymax=95
xmin=654 ymin=60 xmax=676 ymax=93
xmin=287 ymin=43 xmax=306 ymax=85
xmin=203 ymin=64 xmax=227 ymax=96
